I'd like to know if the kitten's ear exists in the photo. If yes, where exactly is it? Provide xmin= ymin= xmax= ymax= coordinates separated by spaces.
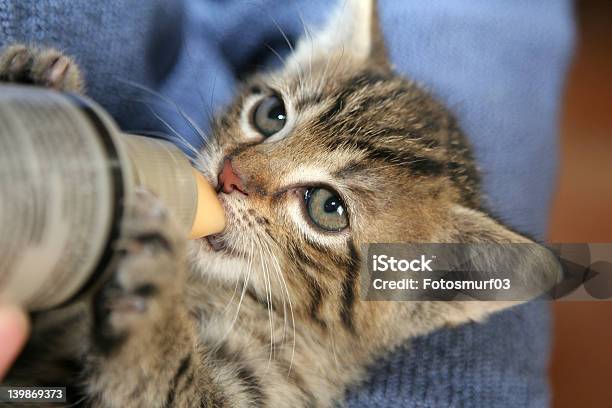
xmin=287 ymin=0 xmax=389 ymax=71
xmin=449 ymin=206 xmax=532 ymax=244
xmin=441 ymin=206 xmax=559 ymax=325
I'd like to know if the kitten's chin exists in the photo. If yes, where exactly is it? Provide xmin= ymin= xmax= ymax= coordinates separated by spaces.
xmin=190 ymin=240 xmax=251 ymax=284
xmin=200 ymin=233 xmax=246 ymax=260
xmin=205 ymin=234 xmax=226 ymax=252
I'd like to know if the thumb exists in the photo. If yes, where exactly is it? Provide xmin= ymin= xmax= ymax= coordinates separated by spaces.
xmin=0 ymin=305 xmax=30 ymax=380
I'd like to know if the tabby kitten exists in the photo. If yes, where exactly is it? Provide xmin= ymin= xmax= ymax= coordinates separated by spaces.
xmin=1 ymin=0 xmax=548 ymax=407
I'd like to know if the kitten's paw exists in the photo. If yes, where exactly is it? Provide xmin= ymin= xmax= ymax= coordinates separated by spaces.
xmin=0 ymin=44 xmax=84 ymax=92
xmin=93 ymin=189 xmax=186 ymax=354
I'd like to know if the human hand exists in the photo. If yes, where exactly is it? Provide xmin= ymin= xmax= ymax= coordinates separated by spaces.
xmin=0 ymin=305 xmax=29 ymax=380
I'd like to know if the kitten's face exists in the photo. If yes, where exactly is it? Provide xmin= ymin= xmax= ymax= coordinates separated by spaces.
xmin=192 ymin=50 xmax=479 ymax=318
xmin=189 ymin=0 xmax=544 ymax=338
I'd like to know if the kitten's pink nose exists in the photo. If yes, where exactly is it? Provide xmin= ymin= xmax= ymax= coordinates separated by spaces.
xmin=218 ymin=158 xmax=247 ymax=195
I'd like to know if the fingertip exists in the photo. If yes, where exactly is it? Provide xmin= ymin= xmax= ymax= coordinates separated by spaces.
xmin=0 ymin=305 xmax=30 ymax=379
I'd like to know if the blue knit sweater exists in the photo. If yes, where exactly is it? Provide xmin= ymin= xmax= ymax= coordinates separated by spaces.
xmin=0 ymin=0 xmax=574 ymax=406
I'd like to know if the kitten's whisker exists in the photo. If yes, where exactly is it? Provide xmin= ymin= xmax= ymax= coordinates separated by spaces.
xmin=269 ymin=16 xmax=306 ymax=94
xmin=118 ymin=95 xmax=207 ymax=161
xmin=327 ymin=44 xmax=346 ymax=93
xmin=316 ymin=0 xmax=350 ymax=95
xmin=180 ymin=36 xmax=219 ymax=133
xmin=124 ymin=129 xmax=169 ymax=139
xmin=261 ymin=236 xmax=296 ymax=376
xmin=220 ymin=239 xmax=255 ymax=344
xmin=269 ymin=17 xmax=296 ymax=57
xmin=221 ymin=264 xmax=242 ymax=316
xmin=259 ymin=237 xmax=288 ymax=344
xmin=123 ymin=127 xmax=207 ymax=165
xmin=64 ymin=392 xmax=89 ymax=408
xmin=260 ymin=237 xmax=290 ymax=348
xmin=116 ymin=78 xmax=210 ymax=148
xmin=138 ymin=104 xmax=206 ymax=161
xmin=257 ymin=241 xmax=275 ymax=375
xmin=193 ymin=141 xmax=222 ymax=182
xmin=207 ymin=73 xmax=219 ymax=129
xmin=316 ymin=49 xmax=332 ymax=97
xmin=123 ymin=128 xmax=190 ymax=150
xmin=264 ymin=44 xmax=288 ymax=69
xmin=317 ymin=41 xmax=346 ymax=99
xmin=290 ymin=0 xmax=315 ymax=90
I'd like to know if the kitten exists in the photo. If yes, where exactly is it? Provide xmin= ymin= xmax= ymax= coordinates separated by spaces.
xmin=1 ymin=1 xmax=552 ymax=407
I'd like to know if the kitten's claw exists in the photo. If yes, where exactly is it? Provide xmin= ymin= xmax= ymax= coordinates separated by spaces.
xmin=0 ymin=45 xmax=31 ymax=82
xmin=43 ymin=55 xmax=71 ymax=88
xmin=92 ymin=190 xmax=186 ymax=354
xmin=0 ymin=44 xmax=84 ymax=92
xmin=6 ymin=45 xmax=31 ymax=78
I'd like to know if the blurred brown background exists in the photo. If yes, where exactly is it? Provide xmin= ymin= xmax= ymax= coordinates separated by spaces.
xmin=549 ymin=0 xmax=612 ymax=406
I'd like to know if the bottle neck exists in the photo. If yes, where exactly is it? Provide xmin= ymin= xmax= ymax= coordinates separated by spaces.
xmin=119 ymin=133 xmax=199 ymax=237
xmin=118 ymin=134 xmax=225 ymax=239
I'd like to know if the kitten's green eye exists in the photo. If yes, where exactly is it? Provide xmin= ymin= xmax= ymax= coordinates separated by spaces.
xmin=304 ymin=188 xmax=348 ymax=232
xmin=251 ymin=95 xmax=287 ymax=137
